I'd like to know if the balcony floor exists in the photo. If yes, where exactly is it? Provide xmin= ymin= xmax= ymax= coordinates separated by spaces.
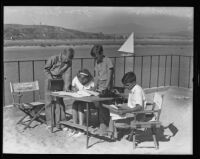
xmin=3 ymin=86 xmax=193 ymax=154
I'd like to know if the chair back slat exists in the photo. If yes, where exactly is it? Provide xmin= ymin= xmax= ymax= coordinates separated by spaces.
xmin=153 ymin=93 xmax=163 ymax=110
xmin=153 ymin=93 xmax=163 ymax=121
xmin=11 ymin=81 xmax=39 ymax=93
xmin=145 ymin=102 xmax=155 ymax=111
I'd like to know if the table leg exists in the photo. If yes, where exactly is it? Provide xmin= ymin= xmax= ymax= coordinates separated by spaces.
xmin=51 ymin=99 xmax=55 ymax=133
xmin=86 ymin=102 xmax=89 ymax=149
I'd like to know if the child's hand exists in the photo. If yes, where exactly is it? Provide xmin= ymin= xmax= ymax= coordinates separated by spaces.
xmin=71 ymin=86 xmax=78 ymax=92
xmin=90 ymin=86 xmax=97 ymax=91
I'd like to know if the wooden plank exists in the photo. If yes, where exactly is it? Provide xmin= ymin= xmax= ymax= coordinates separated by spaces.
xmin=59 ymin=121 xmax=94 ymax=132
xmin=131 ymin=121 xmax=161 ymax=128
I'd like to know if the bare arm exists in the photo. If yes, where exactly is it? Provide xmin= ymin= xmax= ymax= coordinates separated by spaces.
xmin=44 ymin=58 xmax=54 ymax=79
xmin=118 ymin=104 xmax=143 ymax=115
xmin=105 ymin=68 xmax=113 ymax=89
xmin=63 ymin=66 xmax=72 ymax=91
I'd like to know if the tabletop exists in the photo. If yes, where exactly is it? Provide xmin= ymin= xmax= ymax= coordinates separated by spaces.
xmin=49 ymin=92 xmax=115 ymax=103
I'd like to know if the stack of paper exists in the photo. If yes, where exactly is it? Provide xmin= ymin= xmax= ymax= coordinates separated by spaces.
xmin=110 ymin=112 xmax=126 ymax=120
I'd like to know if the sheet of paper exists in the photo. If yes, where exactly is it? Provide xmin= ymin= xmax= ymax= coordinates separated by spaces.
xmin=83 ymin=90 xmax=99 ymax=96
xmin=110 ymin=112 xmax=126 ymax=120
xmin=77 ymin=90 xmax=91 ymax=96
xmin=53 ymin=91 xmax=90 ymax=98
xmin=109 ymin=104 xmax=119 ymax=109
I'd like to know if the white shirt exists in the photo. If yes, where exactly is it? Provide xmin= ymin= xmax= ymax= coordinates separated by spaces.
xmin=72 ymin=76 xmax=94 ymax=91
xmin=127 ymin=84 xmax=146 ymax=108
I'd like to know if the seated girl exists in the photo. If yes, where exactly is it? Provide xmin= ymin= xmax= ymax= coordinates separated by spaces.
xmin=70 ymin=69 xmax=95 ymax=137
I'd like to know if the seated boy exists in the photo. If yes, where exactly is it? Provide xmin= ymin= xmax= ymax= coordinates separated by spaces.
xmin=70 ymin=69 xmax=95 ymax=137
xmin=118 ymin=71 xmax=145 ymax=111
xmin=108 ymin=71 xmax=146 ymax=138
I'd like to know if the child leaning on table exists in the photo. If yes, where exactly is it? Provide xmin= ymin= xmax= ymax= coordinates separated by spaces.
xmin=69 ymin=69 xmax=95 ymax=137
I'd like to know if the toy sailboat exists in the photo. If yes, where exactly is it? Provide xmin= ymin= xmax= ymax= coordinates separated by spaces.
xmin=118 ymin=32 xmax=134 ymax=56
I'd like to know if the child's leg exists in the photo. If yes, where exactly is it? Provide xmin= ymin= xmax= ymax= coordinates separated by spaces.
xmin=78 ymin=102 xmax=85 ymax=126
xmin=72 ymin=101 xmax=79 ymax=124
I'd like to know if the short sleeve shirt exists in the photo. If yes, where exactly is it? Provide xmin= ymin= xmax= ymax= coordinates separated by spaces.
xmin=95 ymin=56 xmax=113 ymax=80
xmin=72 ymin=76 xmax=94 ymax=91
xmin=127 ymin=84 xmax=146 ymax=108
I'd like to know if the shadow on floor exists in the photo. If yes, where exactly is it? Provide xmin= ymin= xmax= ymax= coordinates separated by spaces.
xmin=116 ymin=122 xmax=179 ymax=145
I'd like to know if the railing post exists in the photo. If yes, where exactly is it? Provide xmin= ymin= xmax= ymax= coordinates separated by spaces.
xmin=93 ymin=58 xmax=95 ymax=77
xmin=170 ymin=55 xmax=173 ymax=86
xmin=141 ymin=56 xmax=143 ymax=87
xmin=4 ymin=77 xmax=5 ymax=106
xmin=188 ymin=56 xmax=191 ymax=88
xmin=32 ymin=60 xmax=35 ymax=102
xmin=114 ymin=57 xmax=116 ymax=86
xmin=81 ymin=58 xmax=83 ymax=70
xmin=71 ymin=61 xmax=73 ymax=83
xmin=149 ymin=56 xmax=152 ymax=88
xmin=178 ymin=55 xmax=180 ymax=87
xmin=17 ymin=61 xmax=21 ymax=104
xmin=124 ymin=56 xmax=126 ymax=76
xmin=164 ymin=55 xmax=167 ymax=86
xmin=18 ymin=61 xmax=21 ymax=82
xmin=157 ymin=55 xmax=160 ymax=88
xmin=133 ymin=55 xmax=135 ymax=72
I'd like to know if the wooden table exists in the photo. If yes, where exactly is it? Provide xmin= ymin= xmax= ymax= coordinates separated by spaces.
xmin=49 ymin=92 xmax=115 ymax=149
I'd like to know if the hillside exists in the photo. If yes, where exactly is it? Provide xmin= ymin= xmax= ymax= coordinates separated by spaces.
xmin=4 ymin=24 xmax=120 ymax=40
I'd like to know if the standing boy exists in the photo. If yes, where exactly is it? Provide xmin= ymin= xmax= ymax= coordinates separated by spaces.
xmin=90 ymin=44 xmax=114 ymax=136
xmin=44 ymin=47 xmax=74 ymax=130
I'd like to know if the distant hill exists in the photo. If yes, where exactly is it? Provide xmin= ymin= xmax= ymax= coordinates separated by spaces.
xmin=4 ymin=24 xmax=192 ymax=41
xmin=4 ymin=24 xmax=121 ymax=40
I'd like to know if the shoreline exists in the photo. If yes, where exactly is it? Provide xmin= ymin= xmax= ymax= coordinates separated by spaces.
xmin=4 ymin=38 xmax=193 ymax=48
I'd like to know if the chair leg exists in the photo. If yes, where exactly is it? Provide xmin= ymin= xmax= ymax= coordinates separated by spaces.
xmin=129 ymin=129 xmax=136 ymax=149
xmin=112 ymin=120 xmax=117 ymax=140
xmin=132 ymin=129 xmax=136 ymax=150
xmin=24 ymin=106 xmax=46 ymax=130
xmin=151 ymin=127 xmax=159 ymax=149
xmin=17 ymin=114 xmax=29 ymax=125
xmin=34 ymin=106 xmax=46 ymax=124
xmin=88 ymin=108 xmax=91 ymax=126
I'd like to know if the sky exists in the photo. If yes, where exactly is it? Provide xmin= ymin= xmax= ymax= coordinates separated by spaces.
xmin=4 ymin=7 xmax=193 ymax=34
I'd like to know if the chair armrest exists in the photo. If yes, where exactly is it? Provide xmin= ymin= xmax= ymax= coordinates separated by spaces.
xmin=132 ymin=110 xmax=160 ymax=114
xmin=146 ymin=102 xmax=154 ymax=105
xmin=13 ymin=93 xmax=23 ymax=97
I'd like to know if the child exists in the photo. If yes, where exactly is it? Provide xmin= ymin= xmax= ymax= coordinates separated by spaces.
xmin=44 ymin=47 xmax=74 ymax=131
xmin=70 ymin=69 xmax=95 ymax=137
xmin=90 ymin=44 xmax=114 ymax=136
xmin=120 ymin=71 xmax=146 ymax=110
xmin=109 ymin=71 xmax=146 ymax=138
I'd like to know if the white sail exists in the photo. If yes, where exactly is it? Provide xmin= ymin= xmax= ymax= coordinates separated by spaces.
xmin=118 ymin=32 xmax=134 ymax=54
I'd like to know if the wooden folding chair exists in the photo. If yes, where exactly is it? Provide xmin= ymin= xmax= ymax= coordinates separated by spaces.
xmin=10 ymin=81 xmax=46 ymax=130
xmin=129 ymin=93 xmax=164 ymax=149
xmin=103 ymin=92 xmax=163 ymax=149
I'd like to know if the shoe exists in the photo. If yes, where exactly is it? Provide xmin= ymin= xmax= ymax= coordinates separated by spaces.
xmin=46 ymin=125 xmax=51 ymax=130
xmin=68 ymin=129 xmax=77 ymax=137
xmin=72 ymin=131 xmax=84 ymax=137
xmin=93 ymin=129 xmax=109 ymax=137
xmin=62 ymin=127 xmax=69 ymax=131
